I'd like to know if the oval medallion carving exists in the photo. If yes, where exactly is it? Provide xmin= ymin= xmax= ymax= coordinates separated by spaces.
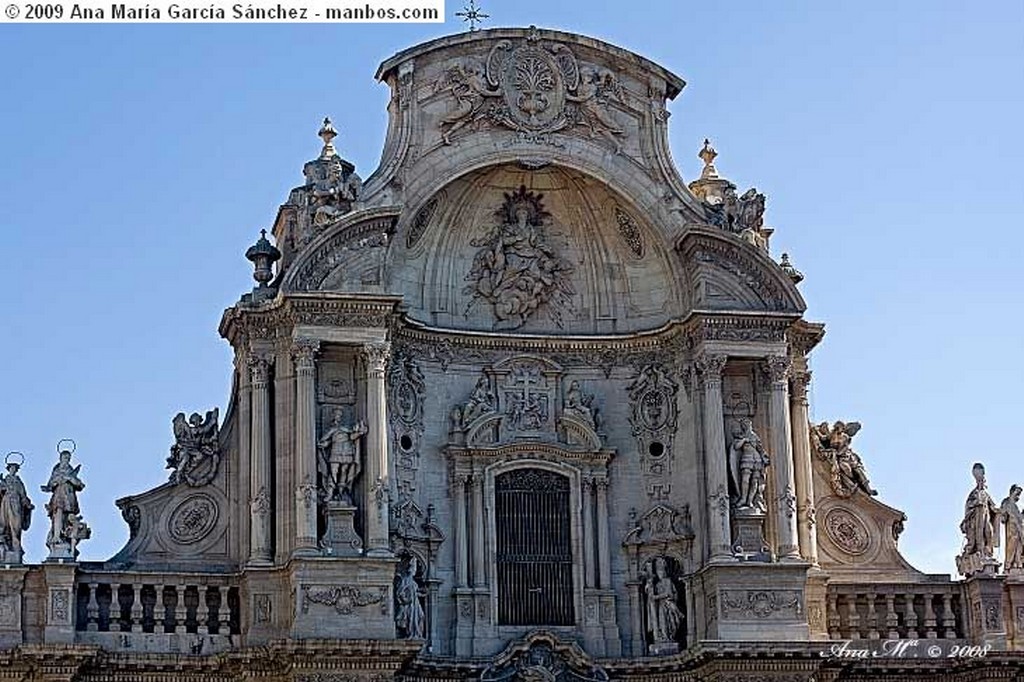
xmin=502 ymin=46 xmax=565 ymax=132
xmin=168 ymin=494 xmax=219 ymax=545
xmin=823 ymin=508 xmax=870 ymax=556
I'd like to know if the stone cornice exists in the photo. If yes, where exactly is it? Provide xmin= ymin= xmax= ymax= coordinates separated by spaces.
xmin=787 ymin=318 xmax=826 ymax=356
xmin=219 ymin=293 xmax=405 ymax=348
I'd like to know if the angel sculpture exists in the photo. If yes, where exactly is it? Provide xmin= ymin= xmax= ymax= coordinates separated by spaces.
xmin=728 ymin=419 xmax=770 ymax=513
xmin=167 ymin=408 xmax=220 ymax=487
xmin=811 ymin=420 xmax=877 ymax=498
xmin=435 ymin=62 xmax=501 ymax=145
xmin=317 ymin=410 xmax=367 ymax=505
xmin=566 ymin=69 xmax=625 ymax=153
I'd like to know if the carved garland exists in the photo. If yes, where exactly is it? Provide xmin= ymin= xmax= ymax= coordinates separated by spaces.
xmin=301 ymin=585 xmax=389 ymax=616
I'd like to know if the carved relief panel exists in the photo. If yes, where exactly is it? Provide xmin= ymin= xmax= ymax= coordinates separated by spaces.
xmin=627 ymin=365 xmax=679 ymax=501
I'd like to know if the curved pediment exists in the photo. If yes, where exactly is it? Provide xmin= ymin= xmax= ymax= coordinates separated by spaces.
xmin=677 ymin=227 xmax=806 ymax=314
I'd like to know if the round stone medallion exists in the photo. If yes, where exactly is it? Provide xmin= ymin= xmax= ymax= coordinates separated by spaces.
xmin=823 ymin=508 xmax=870 ymax=556
xmin=167 ymin=494 xmax=219 ymax=545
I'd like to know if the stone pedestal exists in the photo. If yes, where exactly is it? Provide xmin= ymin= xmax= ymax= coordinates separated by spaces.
xmin=697 ymin=561 xmax=810 ymax=641
xmin=964 ymin=573 xmax=1007 ymax=648
xmin=1004 ymin=576 xmax=1024 ymax=651
xmin=0 ymin=567 xmax=27 ymax=647
xmin=43 ymin=562 xmax=77 ymax=644
xmin=648 ymin=641 xmax=679 ymax=656
xmin=322 ymin=502 xmax=362 ymax=557
xmin=290 ymin=557 xmax=397 ymax=639
xmin=732 ymin=511 xmax=772 ymax=562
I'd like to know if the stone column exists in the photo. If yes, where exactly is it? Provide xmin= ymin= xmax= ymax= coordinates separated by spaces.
xmin=292 ymin=339 xmax=320 ymax=555
xmin=595 ymin=478 xmax=611 ymax=589
xmin=697 ymin=353 xmax=732 ymax=561
xmin=235 ymin=354 xmax=252 ymax=565
xmin=789 ymin=368 xmax=818 ymax=565
xmin=582 ymin=477 xmax=596 ymax=589
xmin=453 ymin=473 xmax=468 ymax=588
xmin=765 ymin=355 xmax=801 ymax=561
xmin=248 ymin=353 xmax=273 ymax=565
xmin=363 ymin=342 xmax=392 ymax=556
xmin=471 ymin=474 xmax=486 ymax=587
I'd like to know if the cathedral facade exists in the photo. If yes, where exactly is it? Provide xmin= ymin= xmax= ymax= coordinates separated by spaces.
xmin=2 ymin=26 xmax=1023 ymax=682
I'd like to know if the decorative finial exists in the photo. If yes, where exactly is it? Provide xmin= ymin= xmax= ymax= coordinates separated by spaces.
xmin=318 ymin=117 xmax=338 ymax=159
xmin=245 ymin=229 xmax=282 ymax=289
xmin=455 ymin=0 xmax=488 ymax=31
xmin=699 ymin=138 xmax=719 ymax=179
xmin=779 ymin=253 xmax=804 ymax=285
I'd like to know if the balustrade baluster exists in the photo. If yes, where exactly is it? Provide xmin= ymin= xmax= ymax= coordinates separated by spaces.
xmin=866 ymin=590 xmax=879 ymax=639
xmin=941 ymin=592 xmax=956 ymax=639
xmin=905 ymin=593 xmax=919 ymax=638
xmin=197 ymin=585 xmax=210 ymax=634
xmin=847 ymin=593 xmax=861 ymax=640
xmin=923 ymin=592 xmax=938 ymax=639
xmin=86 ymin=582 xmax=99 ymax=632
xmin=130 ymin=583 xmax=144 ymax=632
xmin=884 ymin=592 xmax=899 ymax=639
xmin=175 ymin=583 xmax=188 ymax=634
xmin=827 ymin=592 xmax=840 ymax=639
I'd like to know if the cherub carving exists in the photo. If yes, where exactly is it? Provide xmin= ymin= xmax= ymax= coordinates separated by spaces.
xmin=436 ymin=61 xmax=502 ymax=144
xmin=567 ymin=69 xmax=625 ymax=152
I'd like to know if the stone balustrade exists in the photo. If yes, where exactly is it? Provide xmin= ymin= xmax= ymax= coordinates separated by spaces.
xmin=74 ymin=571 xmax=240 ymax=641
xmin=826 ymin=583 xmax=965 ymax=640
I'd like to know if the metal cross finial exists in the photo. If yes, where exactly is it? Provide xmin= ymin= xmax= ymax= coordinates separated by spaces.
xmin=455 ymin=0 xmax=488 ymax=31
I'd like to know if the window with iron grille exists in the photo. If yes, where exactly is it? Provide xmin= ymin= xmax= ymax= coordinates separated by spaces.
xmin=495 ymin=468 xmax=574 ymax=625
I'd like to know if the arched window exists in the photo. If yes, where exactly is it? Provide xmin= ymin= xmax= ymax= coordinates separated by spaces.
xmin=495 ymin=468 xmax=574 ymax=625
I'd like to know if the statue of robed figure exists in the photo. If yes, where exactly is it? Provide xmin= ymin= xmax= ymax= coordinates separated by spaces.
xmin=0 ymin=454 xmax=33 ymax=563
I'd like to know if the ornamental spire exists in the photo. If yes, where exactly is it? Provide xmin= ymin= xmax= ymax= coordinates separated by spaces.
xmin=318 ymin=117 xmax=338 ymax=159
xmin=698 ymin=138 xmax=719 ymax=179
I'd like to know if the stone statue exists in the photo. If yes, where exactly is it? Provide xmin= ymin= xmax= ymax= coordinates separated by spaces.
xmin=41 ymin=447 xmax=87 ymax=559
xmin=167 ymin=407 xmax=220 ymax=486
xmin=317 ymin=410 xmax=368 ymax=505
xmin=565 ymin=69 xmax=625 ymax=153
xmin=0 ymin=455 xmax=33 ymax=563
xmin=435 ymin=61 xmax=501 ymax=145
xmin=811 ymin=421 xmax=878 ymax=497
xmin=395 ymin=556 xmax=426 ymax=639
xmin=563 ymin=380 xmax=597 ymax=429
xmin=644 ymin=557 xmax=683 ymax=649
xmin=463 ymin=186 xmax=575 ymax=329
xmin=728 ymin=419 xmax=770 ymax=513
xmin=956 ymin=462 xmax=1001 ymax=576
xmin=461 ymin=376 xmax=496 ymax=426
xmin=1000 ymin=484 xmax=1024 ymax=574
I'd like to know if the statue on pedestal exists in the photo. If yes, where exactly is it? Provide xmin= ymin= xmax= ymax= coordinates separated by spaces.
xmin=0 ymin=453 xmax=33 ymax=564
xmin=1000 ymin=484 xmax=1024 ymax=574
xmin=644 ymin=557 xmax=683 ymax=653
xmin=956 ymin=462 xmax=1001 ymax=576
xmin=395 ymin=556 xmax=426 ymax=639
xmin=728 ymin=419 xmax=769 ymax=513
xmin=318 ymin=410 xmax=367 ymax=506
xmin=460 ymin=376 xmax=496 ymax=427
xmin=562 ymin=380 xmax=599 ymax=430
xmin=41 ymin=442 xmax=88 ymax=560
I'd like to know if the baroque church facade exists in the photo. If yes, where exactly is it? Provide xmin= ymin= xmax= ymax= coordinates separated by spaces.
xmin=2 ymin=26 xmax=1023 ymax=681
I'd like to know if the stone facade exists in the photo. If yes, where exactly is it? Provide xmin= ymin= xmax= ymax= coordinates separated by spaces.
xmin=1 ymin=25 xmax=1022 ymax=682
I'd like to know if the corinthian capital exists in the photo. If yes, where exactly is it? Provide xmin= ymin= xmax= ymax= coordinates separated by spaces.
xmin=247 ymin=352 xmax=274 ymax=384
xmin=290 ymin=338 xmax=320 ymax=370
xmin=695 ymin=353 xmax=728 ymax=388
xmin=790 ymin=369 xmax=812 ymax=402
xmin=363 ymin=342 xmax=391 ymax=375
xmin=763 ymin=355 xmax=791 ymax=385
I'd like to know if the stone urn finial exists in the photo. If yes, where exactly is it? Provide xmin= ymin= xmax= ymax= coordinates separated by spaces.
xmin=780 ymin=253 xmax=804 ymax=284
xmin=245 ymin=229 xmax=281 ymax=289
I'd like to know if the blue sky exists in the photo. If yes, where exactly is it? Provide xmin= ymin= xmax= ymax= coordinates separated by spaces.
xmin=1 ymin=0 xmax=1022 ymax=572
